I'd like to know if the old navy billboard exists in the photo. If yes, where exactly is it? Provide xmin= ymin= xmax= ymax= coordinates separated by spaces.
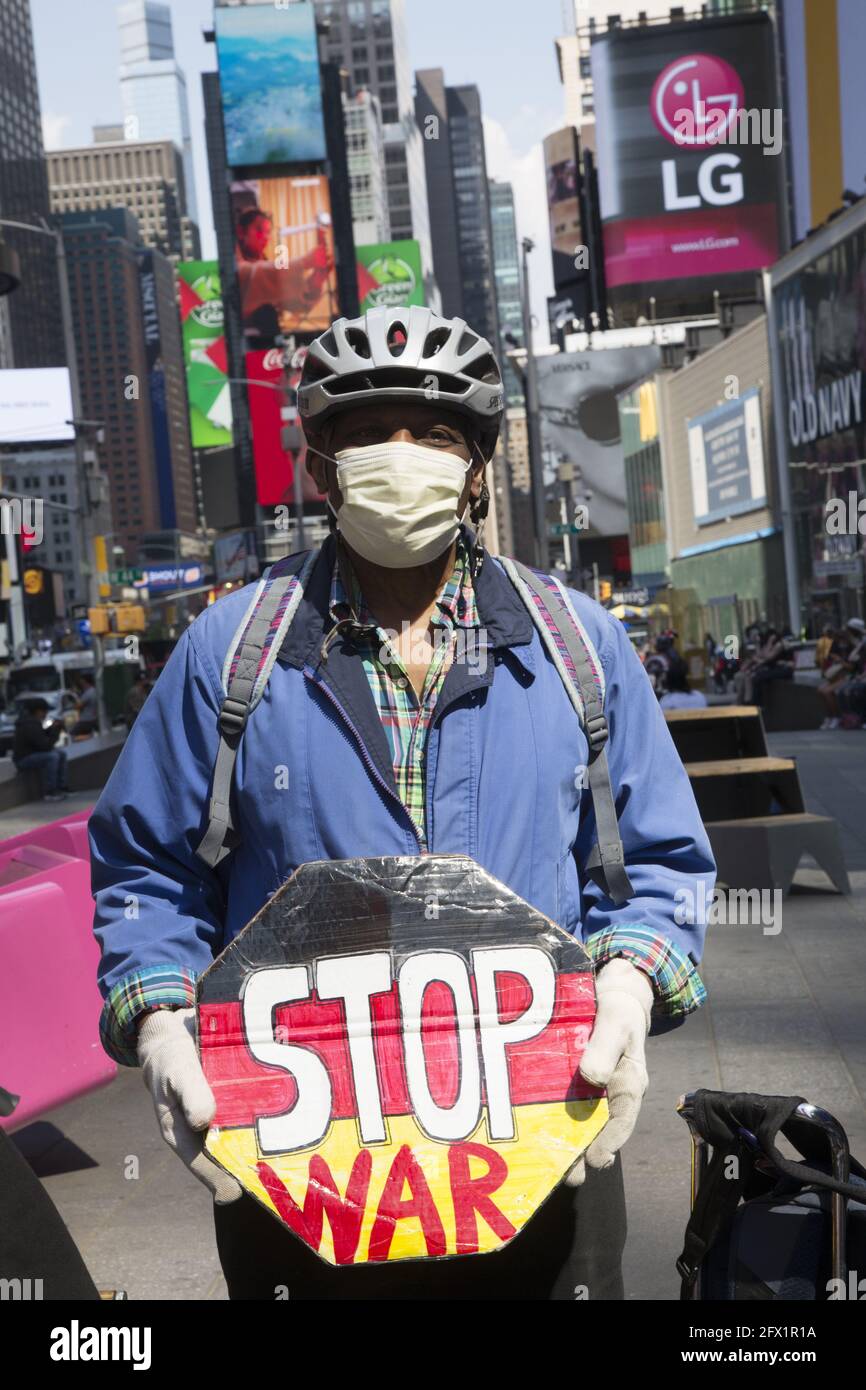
xmin=590 ymin=12 xmax=784 ymax=301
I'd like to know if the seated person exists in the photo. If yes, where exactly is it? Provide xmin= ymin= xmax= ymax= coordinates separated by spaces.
xmin=820 ymin=618 xmax=864 ymax=728
xmin=660 ymin=665 xmax=708 ymax=712
xmin=12 ymin=699 xmax=69 ymax=801
xmin=833 ymin=620 xmax=866 ymax=726
xmin=750 ymin=625 xmax=795 ymax=708
xmin=71 ymin=675 xmax=98 ymax=738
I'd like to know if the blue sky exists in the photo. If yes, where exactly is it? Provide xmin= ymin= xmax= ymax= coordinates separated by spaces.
xmin=32 ymin=0 xmax=566 ymax=337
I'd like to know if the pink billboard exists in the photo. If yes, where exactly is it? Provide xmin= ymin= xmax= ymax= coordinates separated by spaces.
xmin=590 ymin=13 xmax=784 ymax=302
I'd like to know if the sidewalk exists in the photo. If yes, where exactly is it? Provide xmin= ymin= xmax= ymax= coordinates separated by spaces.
xmin=7 ymin=729 xmax=866 ymax=1300
xmin=625 ymin=729 xmax=866 ymax=1298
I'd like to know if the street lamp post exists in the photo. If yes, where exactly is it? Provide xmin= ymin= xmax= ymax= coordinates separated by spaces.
xmin=0 ymin=217 xmax=109 ymax=734
xmin=519 ymin=237 xmax=549 ymax=572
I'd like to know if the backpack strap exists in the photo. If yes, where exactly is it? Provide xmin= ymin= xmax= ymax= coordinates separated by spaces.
xmin=498 ymin=557 xmax=634 ymax=907
xmin=196 ymin=548 xmax=319 ymax=869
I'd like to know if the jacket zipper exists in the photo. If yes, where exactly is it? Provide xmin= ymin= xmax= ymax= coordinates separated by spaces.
xmin=303 ymin=667 xmax=425 ymax=853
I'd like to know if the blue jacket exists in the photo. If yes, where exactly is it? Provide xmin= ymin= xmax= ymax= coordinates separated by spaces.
xmin=90 ymin=535 xmax=715 ymax=1064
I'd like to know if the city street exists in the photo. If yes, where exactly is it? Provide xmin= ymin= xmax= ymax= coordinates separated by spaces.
xmin=2 ymin=0 xmax=866 ymax=1329
xmin=9 ymin=728 xmax=866 ymax=1301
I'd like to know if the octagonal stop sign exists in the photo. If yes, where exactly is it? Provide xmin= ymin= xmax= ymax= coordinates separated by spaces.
xmin=198 ymin=855 xmax=607 ymax=1267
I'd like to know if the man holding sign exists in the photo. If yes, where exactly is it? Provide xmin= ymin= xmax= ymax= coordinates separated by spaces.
xmin=90 ymin=306 xmax=714 ymax=1300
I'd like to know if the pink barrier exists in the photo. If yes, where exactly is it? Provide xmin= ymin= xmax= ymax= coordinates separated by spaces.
xmin=0 ymin=809 xmax=116 ymax=1131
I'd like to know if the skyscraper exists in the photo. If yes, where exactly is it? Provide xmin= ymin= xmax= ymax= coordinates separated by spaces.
xmin=117 ymin=0 xmax=200 ymax=229
xmin=416 ymin=72 xmax=500 ymax=351
xmin=315 ymin=0 xmax=436 ymax=303
xmin=60 ymin=207 xmax=197 ymax=561
xmin=488 ymin=180 xmax=524 ymax=409
xmin=414 ymin=68 xmax=461 ymax=317
xmin=47 ymin=135 xmax=200 ymax=260
xmin=343 ymin=88 xmax=390 ymax=247
xmin=0 ymin=0 xmax=63 ymax=367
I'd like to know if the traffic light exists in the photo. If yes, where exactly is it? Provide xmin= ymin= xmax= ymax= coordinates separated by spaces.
xmin=88 ymin=604 xmax=146 ymax=635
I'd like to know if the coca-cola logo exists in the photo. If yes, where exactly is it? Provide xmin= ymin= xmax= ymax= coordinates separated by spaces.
xmin=650 ymin=52 xmax=745 ymax=147
xmin=262 ymin=348 xmax=286 ymax=373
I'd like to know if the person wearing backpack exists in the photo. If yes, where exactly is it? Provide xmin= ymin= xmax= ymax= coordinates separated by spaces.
xmin=89 ymin=306 xmax=715 ymax=1301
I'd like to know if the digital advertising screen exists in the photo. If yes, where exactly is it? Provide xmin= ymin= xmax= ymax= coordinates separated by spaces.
xmin=214 ymin=0 xmax=326 ymax=168
xmin=536 ymin=345 xmax=663 ymax=537
xmin=177 ymin=261 xmax=234 ymax=449
xmin=0 ymin=368 xmax=74 ymax=444
xmin=590 ymin=12 xmax=785 ymax=305
xmin=356 ymin=240 xmax=425 ymax=313
xmin=687 ymin=387 xmax=767 ymax=527
xmin=544 ymin=127 xmax=584 ymax=293
xmin=231 ymin=175 xmax=337 ymax=343
xmin=245 ymin=347 xmax=327 ymax=510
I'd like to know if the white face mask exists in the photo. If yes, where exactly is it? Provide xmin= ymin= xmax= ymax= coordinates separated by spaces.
xmin=331 ymin=441 xmax=472 ymax=569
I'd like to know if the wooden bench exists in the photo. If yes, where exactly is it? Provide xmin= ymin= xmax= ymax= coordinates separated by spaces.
xmin=682 ymin=757 xmax=804 ymax=822
xmin=665 ymin=706 xmax=849 ymax=895
xmin=665 ymin=705 xmax=768 ymax=763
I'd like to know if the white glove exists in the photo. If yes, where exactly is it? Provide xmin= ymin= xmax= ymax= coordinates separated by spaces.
xmin=137 ymin=1007 xmax=242 ymax=1205
xmin=565 ymin=958 xmax=653 ymax=1188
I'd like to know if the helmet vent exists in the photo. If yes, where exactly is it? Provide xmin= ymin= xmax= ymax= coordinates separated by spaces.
xmin=387 ymin=322 xmax=408 ymax=356
xmin=345 ymin=327 xmax=371 ymax=359
xmin=462 ymin=352 xmax=500 ymax=384
xmin=457 ymin=330 xmax=479 ymax=355
xmin=423 ymin=327 xmax=451 ymax=358
xmin=318 ymin=329 xmax=338 ymax=357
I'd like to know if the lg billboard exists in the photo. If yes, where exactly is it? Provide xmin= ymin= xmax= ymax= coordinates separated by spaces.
xmin=591 ymin=12 xmax=785 ymax=307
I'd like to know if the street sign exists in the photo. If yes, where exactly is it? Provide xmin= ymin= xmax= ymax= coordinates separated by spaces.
xmin=550 ymin=523 xmax=583 ymax=536
xmin=198 ymin=856 xmax=605 ymax=1268
xmin=109 ymin=568 xmax=143 ymax=584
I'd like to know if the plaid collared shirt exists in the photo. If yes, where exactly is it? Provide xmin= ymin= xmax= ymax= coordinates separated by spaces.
xmin=328 ymin=536 xmax=479 ymax=850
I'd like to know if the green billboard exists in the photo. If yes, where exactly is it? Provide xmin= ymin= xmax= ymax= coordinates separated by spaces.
xmin=177 ymin=261 xmax=233 ymax=449
xmin=356 ymin=239 xmax=425 ymax=313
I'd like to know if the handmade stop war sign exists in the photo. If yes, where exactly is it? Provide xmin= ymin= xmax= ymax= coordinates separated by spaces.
xmin=198 ymin=856 xmax=607 ymax=1267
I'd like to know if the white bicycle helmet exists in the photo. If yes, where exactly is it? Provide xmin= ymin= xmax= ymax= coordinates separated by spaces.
xmin=298 ymin=305 xmax=505 ymax=458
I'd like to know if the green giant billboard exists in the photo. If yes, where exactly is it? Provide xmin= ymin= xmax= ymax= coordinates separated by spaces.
xmin=356 ymin=240 xmax=425 ymax=313
xmin=177 ymin=261 xmax=234 ymax=449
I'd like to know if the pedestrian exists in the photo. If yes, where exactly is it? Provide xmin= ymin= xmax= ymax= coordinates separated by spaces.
xmin=750 ymin=624 xmax=795 ymax=708
xmin=89 ymin=307 xmax=715 ymax=1302
xmin=71 ymin=674 xmax=98 ymax=738
xmin=124 ymin=672 xmax=150 ymax=731
xmin=659 ymin=664 xmax=708 ymax=711
xmin=820 ymin=618 xmax=865 ymax=728
xmin=13 ymin=698 xmax=69 ymax=801
xmin=817 ymin=624 xmax=851 ymax=727
xmin=832 ymin=618 xmax=866 ymax=728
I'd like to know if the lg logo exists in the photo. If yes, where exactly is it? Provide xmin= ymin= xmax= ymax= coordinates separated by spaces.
xmin=651 ymin=53 xmax=744 ymax=146
xmin=651 ymin=53 xmax=746 ymax=211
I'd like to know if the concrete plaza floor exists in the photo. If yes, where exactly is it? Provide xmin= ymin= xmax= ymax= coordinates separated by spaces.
xmin=6 ymin=728 xmax=866 ymax=1300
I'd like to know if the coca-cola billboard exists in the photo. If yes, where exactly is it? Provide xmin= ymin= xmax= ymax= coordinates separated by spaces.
xmin=245 ymin=347 xmax=326 ymax=509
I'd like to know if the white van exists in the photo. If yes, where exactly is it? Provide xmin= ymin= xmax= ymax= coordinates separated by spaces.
xmin=0 ymin=650 xmax=138 ymax=756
